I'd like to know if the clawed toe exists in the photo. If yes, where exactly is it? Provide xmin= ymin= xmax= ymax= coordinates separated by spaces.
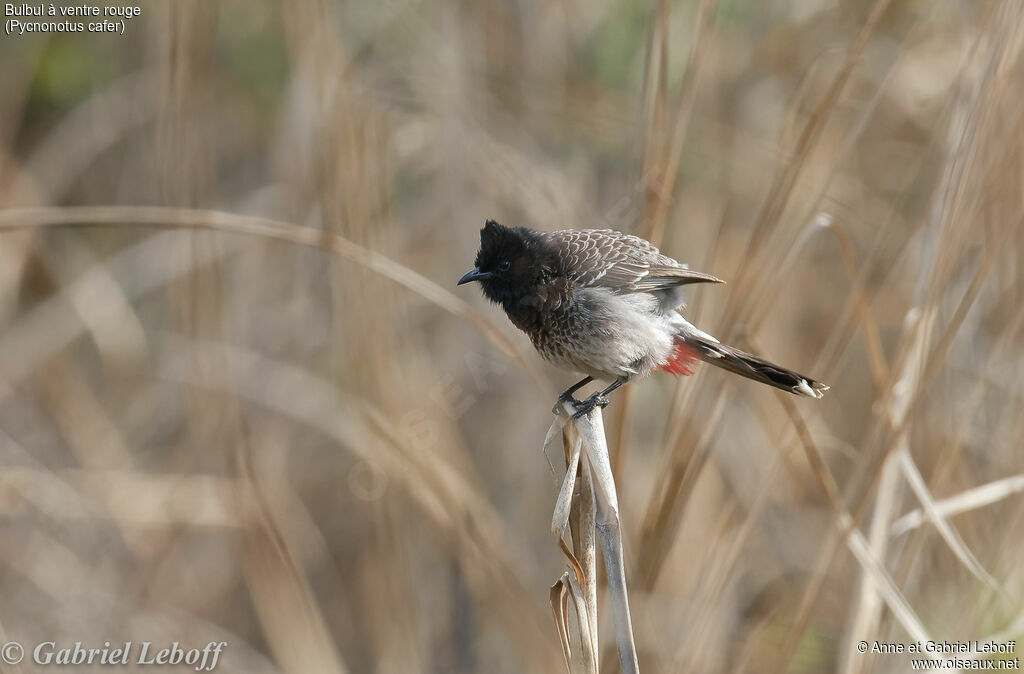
xmin=570 ymin=393 xmax=609 ymax=419
xmin=553 ymin=377 xmax=624 ymax=419
xmin=553 ymin=395 xmax=582 ymax=415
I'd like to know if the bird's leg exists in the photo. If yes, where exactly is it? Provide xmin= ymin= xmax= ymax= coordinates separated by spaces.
xmin=561 ymin=376 xmax=594 ymax=400
xmin=553 ymin=376 xmax=594 ymax=413
xmin=571 ymin=378 xmax=626 ymax=420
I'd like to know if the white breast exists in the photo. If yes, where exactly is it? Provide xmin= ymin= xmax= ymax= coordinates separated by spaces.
xmin=559 ymin=288 xmax=677 ymax=380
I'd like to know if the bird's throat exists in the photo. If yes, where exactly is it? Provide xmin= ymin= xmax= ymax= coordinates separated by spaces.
xmin=501 ymin=293 xmax=545 ymax=333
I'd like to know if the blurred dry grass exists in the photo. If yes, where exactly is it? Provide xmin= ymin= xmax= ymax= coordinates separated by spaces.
xmin=1 ymin=1 xmax=1022 ymax=673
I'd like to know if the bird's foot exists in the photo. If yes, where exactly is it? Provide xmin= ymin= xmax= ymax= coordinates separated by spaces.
xmin=552 ymin=391 xmax=583 ymax=415
xmin=571 ymin=393 xmax=610 ymax=420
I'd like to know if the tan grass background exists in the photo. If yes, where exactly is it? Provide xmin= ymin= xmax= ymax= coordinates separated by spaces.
xmin=0 ymin=1 xmax=1022 ymax=673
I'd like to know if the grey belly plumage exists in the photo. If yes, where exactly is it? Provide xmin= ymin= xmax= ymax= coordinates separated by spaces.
xmin=530 ymin=287 xmax=679 ymax=381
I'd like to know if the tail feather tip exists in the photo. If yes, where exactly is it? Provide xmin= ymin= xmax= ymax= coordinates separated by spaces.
xmin=795 ymin=379 xmax=829 ymax=399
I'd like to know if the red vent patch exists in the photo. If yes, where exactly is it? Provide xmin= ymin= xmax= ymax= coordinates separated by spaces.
xmin=658 ymin=337 xmax=700 ymax=376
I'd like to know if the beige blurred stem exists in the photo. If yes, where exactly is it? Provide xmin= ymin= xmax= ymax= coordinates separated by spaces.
xmin=0 ymin=205 xmax=552 ymax=396
xmin=547 ymin=403 xmax=639 ymax=674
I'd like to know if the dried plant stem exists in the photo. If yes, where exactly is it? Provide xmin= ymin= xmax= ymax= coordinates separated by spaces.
xmin=0 ymin=205 xmax=553 ymax=396
xmin=548 ymin=403 xmax=640 ymax=674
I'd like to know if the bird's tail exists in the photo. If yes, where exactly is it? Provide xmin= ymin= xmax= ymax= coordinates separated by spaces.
xmin=674 ymin=331 xmax=829 ymax=399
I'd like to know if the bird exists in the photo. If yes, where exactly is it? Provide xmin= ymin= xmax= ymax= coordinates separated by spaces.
xmin=458 ymin=220 xmax=828 ymax=419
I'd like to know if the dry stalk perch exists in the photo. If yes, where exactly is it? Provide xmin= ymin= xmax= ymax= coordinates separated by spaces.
xmin=546 ymin=401 xmax=639 ymax=674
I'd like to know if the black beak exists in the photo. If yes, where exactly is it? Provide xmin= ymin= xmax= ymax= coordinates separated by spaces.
xmin=457 ymin=268 xmax=492 ymax=285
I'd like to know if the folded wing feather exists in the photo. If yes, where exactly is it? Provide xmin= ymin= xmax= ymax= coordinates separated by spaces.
xmin=549 ymin=229 xmax=724 ymax=294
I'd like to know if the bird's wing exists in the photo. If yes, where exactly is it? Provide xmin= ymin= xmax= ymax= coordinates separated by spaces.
xmin=548 ymin=229 xmax=723 ymax=293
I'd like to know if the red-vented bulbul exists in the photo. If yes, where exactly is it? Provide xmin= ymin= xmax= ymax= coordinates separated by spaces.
xmin=458 ymin=220 xmax=828 ymax=418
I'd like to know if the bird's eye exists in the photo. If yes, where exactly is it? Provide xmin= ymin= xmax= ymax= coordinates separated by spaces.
xmin=499 ymin=260 xmax=511 ymax=271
